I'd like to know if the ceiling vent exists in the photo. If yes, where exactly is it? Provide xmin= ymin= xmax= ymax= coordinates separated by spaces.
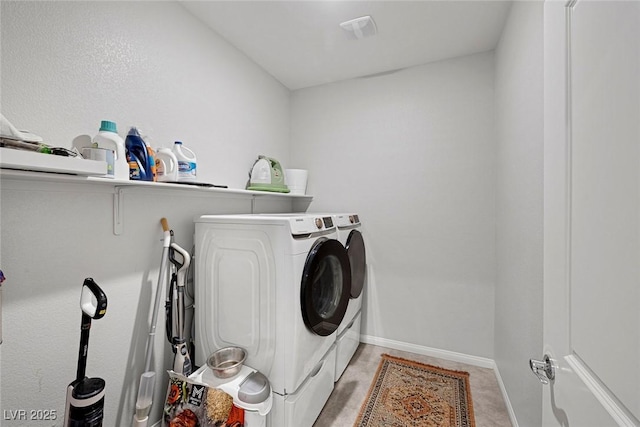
xmin=340 ymin=16 xmax=377 ymax=40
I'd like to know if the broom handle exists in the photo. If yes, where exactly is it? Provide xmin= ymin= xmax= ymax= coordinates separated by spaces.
xmin=143 ymin=218 xmax=171 ymax=372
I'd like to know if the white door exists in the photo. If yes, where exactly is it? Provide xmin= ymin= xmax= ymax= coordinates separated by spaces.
xmin=541 ymin=1 xmax=639 ymax=425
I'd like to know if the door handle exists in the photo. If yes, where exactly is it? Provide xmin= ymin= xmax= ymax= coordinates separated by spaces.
xmin=530 ymin=354 xmax=555 ymax=384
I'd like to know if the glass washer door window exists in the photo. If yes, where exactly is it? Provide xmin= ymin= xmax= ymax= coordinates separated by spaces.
xmin=301 ymin=238 xmax=351 ymax=336
xmin=346 ymin=229 xmax=366 ymax=299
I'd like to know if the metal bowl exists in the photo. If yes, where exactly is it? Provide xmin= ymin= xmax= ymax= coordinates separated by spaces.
xmin=207 ymin=346 xmax=247 ymax=378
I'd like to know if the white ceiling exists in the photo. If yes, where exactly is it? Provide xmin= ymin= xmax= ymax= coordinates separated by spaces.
xmin=180 ymin=1 xmax=512 ymax=91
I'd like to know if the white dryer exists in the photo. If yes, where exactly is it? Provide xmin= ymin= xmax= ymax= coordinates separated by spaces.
xmin=194 ymin=214 xmax=352 ymax=427
xmin=332 ymin=213 xmax=366 ymax=381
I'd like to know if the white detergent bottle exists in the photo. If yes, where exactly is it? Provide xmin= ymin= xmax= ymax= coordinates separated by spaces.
xmin=155 ymin=148 xmax=178 ymax=182
xmin=92 ymin=120 xmax=129 ymax=180
xmin=172 ymin=141 xmax=197 ymax=182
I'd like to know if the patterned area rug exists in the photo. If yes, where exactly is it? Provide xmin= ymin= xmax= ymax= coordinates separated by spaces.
xmin=354 ymin=354 xmax=476 ymax=427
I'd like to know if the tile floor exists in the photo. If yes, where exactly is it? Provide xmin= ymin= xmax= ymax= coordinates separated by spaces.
xmin=314 ymin=343 xmax=513 ymax=427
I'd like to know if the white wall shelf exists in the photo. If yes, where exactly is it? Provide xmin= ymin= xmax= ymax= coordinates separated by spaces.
xmin=1 ymin=168 xmax=313 ymax=234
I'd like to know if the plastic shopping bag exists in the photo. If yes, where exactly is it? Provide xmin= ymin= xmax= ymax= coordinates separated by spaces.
xmin=163 ymin=371 xmax=244 ymax=427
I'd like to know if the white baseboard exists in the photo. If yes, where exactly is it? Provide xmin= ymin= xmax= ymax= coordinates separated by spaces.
xmin=359 ymin=334 xmax=519 ymax=427
xmin=491 ymin=358 xmax=520 ymax=427
xmin=360 ymin=334 xmax=494 ymax=368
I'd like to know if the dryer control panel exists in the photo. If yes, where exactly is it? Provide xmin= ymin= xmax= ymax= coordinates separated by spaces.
xmin=335 ymin=213 xmax=360 ymax=229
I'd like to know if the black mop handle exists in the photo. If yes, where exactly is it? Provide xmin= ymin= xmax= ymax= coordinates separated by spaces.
xmin=76 ymin=313 xmax=92 ymax=381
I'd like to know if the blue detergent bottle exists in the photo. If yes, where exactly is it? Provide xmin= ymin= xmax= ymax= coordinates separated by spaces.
xmin=125 ymin=127 xmax=152 ymax=181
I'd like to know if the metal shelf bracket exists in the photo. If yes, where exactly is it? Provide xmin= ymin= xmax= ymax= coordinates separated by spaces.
xmin=114 ymin=187 xmax=125 ymax=235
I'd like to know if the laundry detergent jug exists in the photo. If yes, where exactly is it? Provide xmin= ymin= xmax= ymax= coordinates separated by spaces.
xmin=172 ymin=141 xmax=197 ymax=182
xmin=155 ymin=147 xmax=178 ymax=182
xmin=92 ymin=120 xmax=129 ymax=180
xmin=125 ymin=127 xmax=154 ymax=181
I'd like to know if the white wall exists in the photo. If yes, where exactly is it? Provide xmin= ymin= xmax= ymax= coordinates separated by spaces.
xmin=290 ymin=52 xmax=496 ymax=358
xmin=494 ymin=2 xmax=544 ymax=426
xmin=1 ymin=1 xmax=291 ymax=189
xmin=0 ymin=2 xmax=291 ymax=426
xmin=1 ymin=2 xmax=547 ymax=425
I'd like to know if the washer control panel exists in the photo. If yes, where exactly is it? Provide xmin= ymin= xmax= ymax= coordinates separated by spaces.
xmin=289 ymin=215 xmax=336 ymax=235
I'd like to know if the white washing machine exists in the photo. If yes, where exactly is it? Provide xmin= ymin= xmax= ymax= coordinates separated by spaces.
xmin=194 ymin=214 xmax=352 ymax=427
xmin=332 ymin=213 xmax=366 ymax=381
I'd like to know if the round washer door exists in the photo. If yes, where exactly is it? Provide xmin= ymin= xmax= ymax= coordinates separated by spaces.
xmin=301 ymin=238 xmax=352 ymax=336
xmin=346 ymin=229 xmax=366 ymax=299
